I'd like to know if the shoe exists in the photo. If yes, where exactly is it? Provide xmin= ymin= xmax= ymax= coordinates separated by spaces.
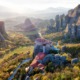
xmin=25 ymin=67 xmax=30 ymax=72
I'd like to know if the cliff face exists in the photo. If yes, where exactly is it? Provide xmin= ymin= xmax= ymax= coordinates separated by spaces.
xmin=66 ymin=4 xmax=80 ymax=39
xmin=0 ymin=21 xmax=6 ymax=34
xmin=46 ymin=14 xmax=67 ymax=34
xmin=24 ymin=19 xmax=37 ymax=32
xmin=0 ymin=21 xmax=8 ymax=48
xmin=47 ymin=4 xmax=80 ymax=40
xmin=68 ymin=5 xmax=80 ymax=18
xmin=0 ymin=32 xmax=5 ymax=42
xmin=0 ymin=21 xmax=7 ymax=41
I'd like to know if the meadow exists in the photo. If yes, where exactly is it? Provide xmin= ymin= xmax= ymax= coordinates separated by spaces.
xmin=13 ymin=44 xmax=80 ymax=80
xmin=0 ymin=32 xmax=80 ymax=80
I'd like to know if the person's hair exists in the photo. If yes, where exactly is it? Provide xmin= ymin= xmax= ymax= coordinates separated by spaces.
xmin=43 ymin=44 xmax=46 ymax=46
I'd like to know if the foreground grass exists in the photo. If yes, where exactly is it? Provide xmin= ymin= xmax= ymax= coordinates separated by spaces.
xmin=0 ymin=46 xmax=33 ymax=64
xmin=0 ymin=46 xmax=33 ymax=80
xmin=13 ymin=43 xmax=80 ymax=80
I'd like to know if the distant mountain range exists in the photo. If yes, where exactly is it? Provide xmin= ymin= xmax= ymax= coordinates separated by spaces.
xmin=0 ymin=6 xmax=69 ymax=20
xmin=29 ymin=7 xmax=69 ymax=19
xmin=5 ymin=17 xmax=51 ymax=31
xmin=3 ymin=7 xmax=69 ymax=30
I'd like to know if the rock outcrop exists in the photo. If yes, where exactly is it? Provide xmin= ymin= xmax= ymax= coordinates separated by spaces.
xmin=46 ymin=4 xmax=80 ymax=40
xmin=12 ymin=18 xmax=40 ymax=41
xmin=0 ymin=21 xmax=7 ymax=41
xmin=0 ymin=32 xmax=5 ymax=42
xmin=55 ymin=14 xmax=67 ymax=32
xmin=0 ymin=21 xmax=8 ymax=48
xmin=23 ymin=19 xmax=40 ymax=41
xmin=66 ymin=4 xmax=80 ymax=39
xmin=55 ymin=15 xmax=61 ymax=31
xmin=46 ymin=14 xmax=67 ymax=33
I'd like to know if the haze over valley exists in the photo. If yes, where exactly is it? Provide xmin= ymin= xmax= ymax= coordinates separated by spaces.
xmin=0 ymin=0 xmax=80 ymax=80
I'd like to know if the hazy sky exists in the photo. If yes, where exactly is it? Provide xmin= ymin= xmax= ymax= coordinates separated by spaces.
xmin=0 ymin=0 xmax=80 ymax=13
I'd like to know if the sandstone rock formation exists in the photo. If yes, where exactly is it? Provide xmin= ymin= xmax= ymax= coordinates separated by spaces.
xmin=23 ymin=19 xmax=40 ymax=41
xmin=46 ymin=14 xmax=67 ymax=34
xmin=55 ymin=14 xmax=67 ymax=32
xmin=55 ymin=15 xmax=61 ymax=31
xmin=12 ymin=18 xmax=40 ymax=41
xmin=66 ymin=4 xmax=80 ymax=39
xmin=0 ymin=21 xmax=8 ymax=48
xmin=0 ymin=21 xmax=7 ymax=41
xmin=0 ymin=32 xmax=5 ymax=42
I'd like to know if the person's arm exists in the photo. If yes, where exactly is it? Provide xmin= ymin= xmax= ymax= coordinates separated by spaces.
xmin=43 ymin=46 xmax=46 ymax=53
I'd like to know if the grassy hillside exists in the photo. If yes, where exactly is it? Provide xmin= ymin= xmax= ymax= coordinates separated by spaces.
xmin=0 ymin=46 xmax=34 ymax=80
xmin=0 ymin=32 xmax=34 ymax=80
xmin=0 ymin=31 xmax=80 ymax=80
xmin=13 ymin=44 xmax=80 ymax=80
xmin=43 ymin=32 xmax=63 ymax=42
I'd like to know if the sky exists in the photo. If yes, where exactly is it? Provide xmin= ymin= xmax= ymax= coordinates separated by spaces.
xmin=0 ymin=0 xmax=80 ymax=13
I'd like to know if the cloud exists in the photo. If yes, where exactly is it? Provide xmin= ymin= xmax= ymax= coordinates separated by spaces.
xmin=0 ymin=0 xmax=79 ymax=11
xmin=2 ymin=0 xmax=79 ymax=4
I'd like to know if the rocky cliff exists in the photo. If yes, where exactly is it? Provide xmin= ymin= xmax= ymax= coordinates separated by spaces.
xmin=23 ymin=19 xmax=40 ymax=41
xmin=0 ymin=21 xmax=8 ymax=41
xmin=66 ymin=4 xmax=80 ymax=39
xmin=0 ymin=21 xmax=8 ymax=48
xmin=45 ymin=4 xmax=80 ymax=41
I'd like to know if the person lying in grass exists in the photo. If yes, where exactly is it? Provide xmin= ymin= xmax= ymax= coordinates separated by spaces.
xmin=25 ymin=53 xmax=79 ymax=76
xmin=25 ymin=38 xmax=60 ymax=75
xmin=33 ymin=38 xmax=59 ymax=58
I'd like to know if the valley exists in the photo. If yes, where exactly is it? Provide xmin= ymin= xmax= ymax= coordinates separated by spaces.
xmin=0 ymin=4 xmax=80 ymax=80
